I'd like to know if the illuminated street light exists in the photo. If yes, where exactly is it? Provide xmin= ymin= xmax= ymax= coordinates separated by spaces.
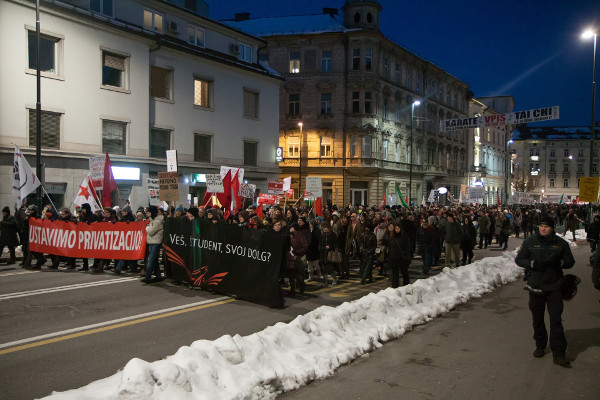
xmin=409 ymin=100 xmax=421 ymax=205
xmin=581 ymin=28 xmax=596 ymax=178
xmin=298 ymin=122 xmax=303 ymax=198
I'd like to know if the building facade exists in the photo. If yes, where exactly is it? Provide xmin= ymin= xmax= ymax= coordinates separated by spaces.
xmin=0 ymin=0 xmax=282 ymax=209
xmin=227 ymin=0 xmax=470 ymax=206
xmin=511 ymin=125 xmax=599 ymax=203
xmin=468 ymin=96 xmax=514 ymax=205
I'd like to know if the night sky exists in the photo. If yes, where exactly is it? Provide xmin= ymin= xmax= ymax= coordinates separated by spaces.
xmin=208 ymin=0 xmax=600 ymax=127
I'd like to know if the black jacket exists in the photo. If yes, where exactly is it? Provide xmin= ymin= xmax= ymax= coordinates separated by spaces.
xmin=515 ymin=231 xmax=575 ymax=293
xmin=385 ymin=233 xmax=412 ymax=264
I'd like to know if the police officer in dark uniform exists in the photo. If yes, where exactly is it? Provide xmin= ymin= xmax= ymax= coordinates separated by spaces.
xmin=515 ymin=216 xmax=575 ymax=367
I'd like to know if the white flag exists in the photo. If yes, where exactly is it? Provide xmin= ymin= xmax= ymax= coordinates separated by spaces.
xmin=73 ymin=175 xmax=102 ymax=212
xmin=12 ymin=145 xmax=41 ymax=206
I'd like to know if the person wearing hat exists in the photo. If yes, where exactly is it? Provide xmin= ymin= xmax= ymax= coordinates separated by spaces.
xmin=0 ymin=206 xmax=19 ymax=264
xmin=515 ymin=215 xmax=575 ymax=367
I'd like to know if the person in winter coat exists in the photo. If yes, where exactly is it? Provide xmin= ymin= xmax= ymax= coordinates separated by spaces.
xmin=500 ymin=213 xmax=512 ymax=250
xmin=417 ymin=219 xmax=437 ymax=274
xmin=477 ymin=211 xmax=490 ymax=249
xmin=513 ymin=211 xmax=523 ymax=238
xmin=319 ymin=223 xmax=338 ymax=286
xmin=114 ymin=208 xmax=139 ymax=274
xmin=444 ymin=214 xmax=463 ymax=268
xmin=359 ymin=223 xmax=378 ymax=284
xmin=385 ymin=224 xmax=413 ymax=288
xmin=335 ymin=215 xmax=350 ymax=279
xmin=586 ymin=215 xmax=600 ymax=252
xmin=307 ymin=220 xmax=323 ymax=281
xmin=563 ymin=208 xmax=581 ymax=242
xmin=0 ymin=206 xmax=19 ymax=264
xmin=522 ymin=210 xmax=530 ymax=239
xmin=142 ymin=205 xmax=164 ymax=283
xmin=461 ymin=216 xmax=477 ymax=265
xmin=92 ymin=208 xmax=117 ymax=273
xmin=287 ymin=224 xmax=308 ymax=296
xmin=515 ymin=216 xmax=575 ymax=367
xmin=592 ymin=240 xmax=600 ymax=291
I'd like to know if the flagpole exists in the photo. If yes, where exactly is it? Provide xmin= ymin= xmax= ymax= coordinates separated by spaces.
xmin=41 ymin=186 xmax=57 ymax=212
xmin=35 ymin=0 xmax=43 ymax=213
xmin=87 ymin=176 xmax=103 ymax=210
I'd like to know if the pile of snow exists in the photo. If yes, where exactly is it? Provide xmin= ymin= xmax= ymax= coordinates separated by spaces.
xmin=44 ymin=250 xmax=523 ymax=400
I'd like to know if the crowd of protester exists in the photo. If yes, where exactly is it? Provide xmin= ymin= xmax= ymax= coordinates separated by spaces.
xmin=1 ymin=199 xmax=599 ymax=294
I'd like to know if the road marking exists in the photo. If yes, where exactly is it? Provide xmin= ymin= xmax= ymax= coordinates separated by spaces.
xmin=0 ymin=296 xmax=235 ymax=355
xmin=0 ymin=277 xmax=139 ymax=300
xmin=0 ymin=270 xmax=39 ymax=277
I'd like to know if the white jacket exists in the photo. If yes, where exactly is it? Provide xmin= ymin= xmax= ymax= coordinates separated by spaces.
xmin=146 ymin=215 xmax=164 ymax=244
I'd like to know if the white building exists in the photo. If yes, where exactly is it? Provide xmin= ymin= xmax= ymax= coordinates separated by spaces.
xmin=510 ymin=125 xmax=598 ymax=203
xmin=0 ymin=0 xmax=282 ymax=209
xmin=468 ymin=96 xmax=514 ymax=205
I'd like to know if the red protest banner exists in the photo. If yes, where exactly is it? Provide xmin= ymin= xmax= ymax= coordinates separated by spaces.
xmin=28 ymin=218 xmax=147 ymax=260
xmin=258 ymin=193 xmax=277 ymax=205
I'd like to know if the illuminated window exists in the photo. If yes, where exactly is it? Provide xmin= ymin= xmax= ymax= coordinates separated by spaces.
xmin=288 ymin=137 xmax=299 ymax=157
xmin=143 ymin=9 xmax=163 ymax=34
xmin=320 ymin=137 xmax=332 ymax=157
xmin=193 ymin=76 xmax=212 ymax=108
xmin=289 ymin=52 xmax=300 ymax=73
xmin=187 ymin=26 xmax=205 ymax=47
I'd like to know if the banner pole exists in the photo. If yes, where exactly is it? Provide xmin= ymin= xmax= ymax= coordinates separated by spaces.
xmin=41 ymin=186 xmax=58 ymax=212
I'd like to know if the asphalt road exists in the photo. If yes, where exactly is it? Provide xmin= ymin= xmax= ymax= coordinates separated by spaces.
xmin=2 ymin=235 xmax=596 ymax=399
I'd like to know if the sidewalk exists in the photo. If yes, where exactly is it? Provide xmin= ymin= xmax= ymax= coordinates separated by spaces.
xmin=280 ymin=238 xmax=600 ymax=400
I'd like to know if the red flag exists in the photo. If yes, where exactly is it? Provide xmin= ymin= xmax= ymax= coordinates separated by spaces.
xmin=497 ymin=193 xmax=501 ymax=206
xmin=314 ymin=197 xmax=323 ymax=217
xmin=231 ymin=168 xmax=241 ymax=212
xmin=102 ymin=153 xmax=117 ymax=207
xmin=379 ymin=194 xmax=385 ymax=210
xmin=255 ymin=201 xmax=263 ymax=219
xmin=216 ymin=170 xmax=232 ymax=212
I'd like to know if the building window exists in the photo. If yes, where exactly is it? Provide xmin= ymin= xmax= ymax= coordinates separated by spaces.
xmin=243 ymin=89 xmax=259 ymax=119
xmin=149 ymin=128 xmax=171 ymax=158
xmin=102 ymin=50 xmax=128 ymax=89
xmin=364 ymin=92 xmax=372 ymax=114
xmin=187 ymin=26 xmax=205 ymax=47
xmin=395 ymin=142 xmax=400 ymax=162
xmin=102 ymin=119 xmax=126 ymax=154
xmin=563 ymin=178 xmax=569 ymax=188
xmin=90 ymin=0 xmax=114 ymax=17
xmin=289 ymin=93 xmax=300 ymax=115
xmin=365 ymin=49 xmax=372 ymax=70
xmin=446 ymin=89 xmax=451 ymax=104
xmin=382 ymin=58 xmax=389 ymax=79
xmin=550 ymin=178 xmax=555 ymax=187
xmin=238 ymin=43 xmax=252 ymax=63
xmin=321 ymin=50 xmax=332 ymax=72
xmin=320 ymin=137 xmax=332 ymax=157
xmin=383 ymin=139 xmax=388 ymax=160
xmin=563 ymin=163 xmax=569 ymax=173
xmin=243 ymin=141 xmax=257 ymax=166
xmin=578 ymin=148 xmax=584 ymax=157
xmin=320 ymin=93 xmax=332 ymax=115
xmin=395 ymin=104 xmax=401 ymax=121
xmin=550 ymin=149 xmax=555 ymax=157
xmin=289 ymin=51 xmax=300 ymax=73
xmin=550 ymin=163 xmax=555 ymax=173
xmin=288 ymin=137 xmax=299 ymax=157
xmin=564 ymin=148 xmax=569 ymax=157
xmin=395 ymin=64 xmax=401 ymax=84
xmin=27 ymin=30 xmax=63 ymax=76
xmin=352 ymin=92 xmax=360 ymax=113
xmin=577 ymin=178 xmax=581 ymax=188
xmin=383 ymin=99 xmax=388 ymax=120
xmin=194 ymin=133 xmax=212 ymax=163
xmin=150 ymin=66 xmax=172 ymax=100
xmin=143 ymin=9 xmax=163 ymax=34
xmin=406 ymin=69 xmax=412 ymax=88
xmin=28 ymin=109 xmax=60 ymax=149
xmin=362 ymin=135 xmax=372 ymax=158
xmin=193 ymin=76 xmax=212 ymax=108
xmin=594 ymin=163 xmax=598 ymax=173
xmin=578 ymin=163 xmax=583 ymax=173
xmin=352 ymin=49 xmax=360 ymax=70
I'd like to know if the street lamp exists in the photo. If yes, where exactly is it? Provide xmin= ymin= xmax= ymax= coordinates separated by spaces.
xmin=582 ymin=28 xmax=597 ymax=221
xmin=506 ymin=138 xmax=513 ymax=204
xmin=298 ymin=122 xmax=303 ymax=198
xmin=409 ymin=100 xmax=421 ymax=206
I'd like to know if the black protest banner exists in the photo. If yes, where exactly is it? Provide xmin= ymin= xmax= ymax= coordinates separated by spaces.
xmin=163 ymin=218 xmax=284 ymax=308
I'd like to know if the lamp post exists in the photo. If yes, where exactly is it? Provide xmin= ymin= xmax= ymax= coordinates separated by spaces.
xmin=298 ymin=122 xmax=303 ymax=199
xmin=582 ymin=28 xmax=597 ymax=221
xmin=409 ymin=100 xmax=421 ymax=206
xmin=505 ymin=138 xmax=513 ymax=204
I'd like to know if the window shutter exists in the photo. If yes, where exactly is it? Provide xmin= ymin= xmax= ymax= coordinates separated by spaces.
xmin=102 ymin=120 xmax=126 ymax=154
xmin=150 ymin=128 xmax=170 ymax=158
xmin=29 ymin=109 xmax=60 ymax=149
xmin=244 ymin=141 xmax=257 ymax=166
xmin=194 ymin=134 xmax=211 ymax=163
xmin=104 ymin=53 xmax=125 ymax=70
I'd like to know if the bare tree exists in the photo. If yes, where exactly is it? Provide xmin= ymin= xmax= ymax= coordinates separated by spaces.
xmin=511 ymin=168 xmax=540 ymax=193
